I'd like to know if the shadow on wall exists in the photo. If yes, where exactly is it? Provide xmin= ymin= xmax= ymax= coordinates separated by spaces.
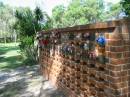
xmin=39 ymin=43 xmax=69 ymax=96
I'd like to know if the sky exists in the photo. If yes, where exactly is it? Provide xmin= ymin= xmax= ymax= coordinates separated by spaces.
xmin=0 ymin=0 xmax=120 ymax=16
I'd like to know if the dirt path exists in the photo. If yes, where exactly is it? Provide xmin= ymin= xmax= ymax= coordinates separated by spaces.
xmin=0 ymin=65 xmax=66 ymax=97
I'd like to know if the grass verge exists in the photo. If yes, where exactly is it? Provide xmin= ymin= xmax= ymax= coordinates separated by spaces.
xmin=0 ymin=43 xmax=24 ymax=70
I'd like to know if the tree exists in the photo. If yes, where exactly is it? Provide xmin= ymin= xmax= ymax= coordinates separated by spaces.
xmin=51 ymin=5 xmax=65 ymax=28
xmin=62 ymin=0 xmax=104 ymax=26
xmin=14 ymin=7 xmax=50 ymax=63
xmin=104 ymin=3 xmax=122 ymax=20
xmin=51 ymin=0 xmax=122 ymax=28
xmin=51 ymin=0 xmax=105 ymax=28
xmin=0 ymin=2 xmax=15 ymax=43
xmin=121 ymin=0 xmax=130 ymax=17
xmin=63 ymin=0 xmax=103 ymax=26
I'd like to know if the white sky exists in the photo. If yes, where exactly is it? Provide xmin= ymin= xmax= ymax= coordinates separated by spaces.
xmin=0 ymin=0 xmax=120 ymax=16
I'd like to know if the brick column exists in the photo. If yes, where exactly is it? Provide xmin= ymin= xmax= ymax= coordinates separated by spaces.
xmin=105 ymin=20 xmax=130 ymax=97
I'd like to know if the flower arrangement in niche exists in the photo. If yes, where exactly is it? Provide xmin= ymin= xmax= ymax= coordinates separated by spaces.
xmin=61 ymin=43 xmax=70 ymax=57
xmin=68 ymin=33 xmax=75 ymax=40
xmin=88 ymin=51 xmax=96 ymax=60
xmin=38 ymin=35 xmax=50 ymax=48
xmin=69 ymin=44 xmax=75 ymax=55
xmin=95 ymin=33 xmax=106 ymax=64
xmin=60 ymin=43 xmax=65 ymax=57
xmin=42 ymin=39 xmax=49 ymax=46
xmin=84 ymin=41 xmax=89 ymax=50
xmin=76 ymin=33 xmax=82 ymax=40
xmin=96 ymin=34 xmax=106 ymax=47
xmin=84 ymin=43 xmax=89 ymax=50
xmin=75 ymin=53 xmax=81 ymax=63
xmin=51 ymin=32 xmax=61 ymax=44
xmin=83 ymin=33 xmax=90 ymax=40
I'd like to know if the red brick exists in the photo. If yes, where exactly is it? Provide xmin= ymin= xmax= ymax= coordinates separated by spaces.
xmin=122 ymin=34 xmax=130 ymax=40
xmin=107 ymin=76 xmax=122 ymax=83
xmin=124 ymin=40 xmax=130 ymax=45
xmin=124 ymin=46 xmax=130 ymax=51
xmin=121 ymin=76 xmax=129 ymax=82
xmin=107 ymin=39 xmax=123 ymax=46
xmin=109 ymin=58 xmax=126 ymax=65
xmin=105 ymin=33 xmax=109 ymax=39
xmin=109 ymin=71 xmax=128 ymax=77
xmin=128 ymin=70 xmax=130 ymax=75
xmin=105 ymin=46 xmax=110 ymax=51
xmin=125 ymin=58 xmax=130 ymax=64
xmin=109 ymin=33 xmax=123 ymax=40
xmin=122 ymin=64 xmax=129 ymax=70
xmin=122 ymin=25 xmax=130 ymax=33
xmin=110 ymin=46 xmax=124 ymax=52
xmin=110 ymin=82 xmax=128 ymax=89
xmin=109 ymin=52 xmax=123 ymax=58
xmin=123 ymin=52 xmax=130 ymax=58
xmin=122 ymin=87 xmax=129 ymax=95
xmin=106 ymin=64 xmax=122 ymax=71
xmin=116 ymin=94 xmax=128 ymax=97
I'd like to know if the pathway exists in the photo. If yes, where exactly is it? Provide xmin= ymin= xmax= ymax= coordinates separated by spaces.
xmin=0 ymin=65 xmax=66 ymax=97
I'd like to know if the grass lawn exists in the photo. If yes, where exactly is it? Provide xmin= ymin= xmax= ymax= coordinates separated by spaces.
xmin=0 ymin=43 xmax=24 ymax=70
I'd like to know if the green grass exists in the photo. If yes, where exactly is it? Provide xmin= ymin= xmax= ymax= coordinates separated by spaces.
xmin=0 ymin=43 xmax=24 ymax=70
xmin=0 ymin=43 xmax=19 ymax=47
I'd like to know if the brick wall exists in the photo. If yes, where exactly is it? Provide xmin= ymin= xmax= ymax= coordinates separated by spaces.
xmin=38 ymin=18 xmax=130 ymax=97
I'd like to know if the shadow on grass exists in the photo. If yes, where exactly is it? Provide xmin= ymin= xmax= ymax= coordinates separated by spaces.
xmin=0 ymin=55 xmax=22 ymax=63
xmin=0 ymin=45 xmax=24 ymax=70
xmin=0 ymin=56 xmax=37 ymax=70
xmin=0 ymin=55 xmax=24 ymax=70
xmin=0 ymin=56 xmax=5 ymax=60
xmin=0 ymin=46 xmax=19 ymax=55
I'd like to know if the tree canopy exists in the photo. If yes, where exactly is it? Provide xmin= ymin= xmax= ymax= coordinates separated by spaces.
xmin=121 ymin=0 xmax=130 ymax=17
xmin=51 ymin=0 xmax=122 ymax=28
xmin=0 ymin=2 xmax=15 ymax=42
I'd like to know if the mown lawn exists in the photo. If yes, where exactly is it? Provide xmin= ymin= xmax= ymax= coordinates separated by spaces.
xmin=0 ymin=43 xmax=24 ymax=70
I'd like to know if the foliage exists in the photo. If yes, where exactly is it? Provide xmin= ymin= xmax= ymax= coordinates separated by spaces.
xmin=14 ymin=7 xmax=51 ymax=63
xmin=51 ymin=5 xmax=65 ymax=28
xmin=51 ymin=0 xmax=122 ymax=28
xmin=0 ymin=2 xmax=15 ymax=43
xmin=104 ymin=3 xmax=122 ymax=20
xmin=121 ymin=0 xmax=130 ymax=17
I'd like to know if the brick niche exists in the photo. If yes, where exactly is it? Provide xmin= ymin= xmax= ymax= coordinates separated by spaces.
xmin=38 ymin=18 xmax=130 ymax=97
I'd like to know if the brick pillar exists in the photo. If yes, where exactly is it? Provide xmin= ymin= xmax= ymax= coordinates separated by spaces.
xmin=105 ymin=20 xmax=130 ymax=97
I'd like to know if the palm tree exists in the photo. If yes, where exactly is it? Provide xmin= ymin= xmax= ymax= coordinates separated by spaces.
xmin=14 ymin=7 xmax=51 ymax=63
